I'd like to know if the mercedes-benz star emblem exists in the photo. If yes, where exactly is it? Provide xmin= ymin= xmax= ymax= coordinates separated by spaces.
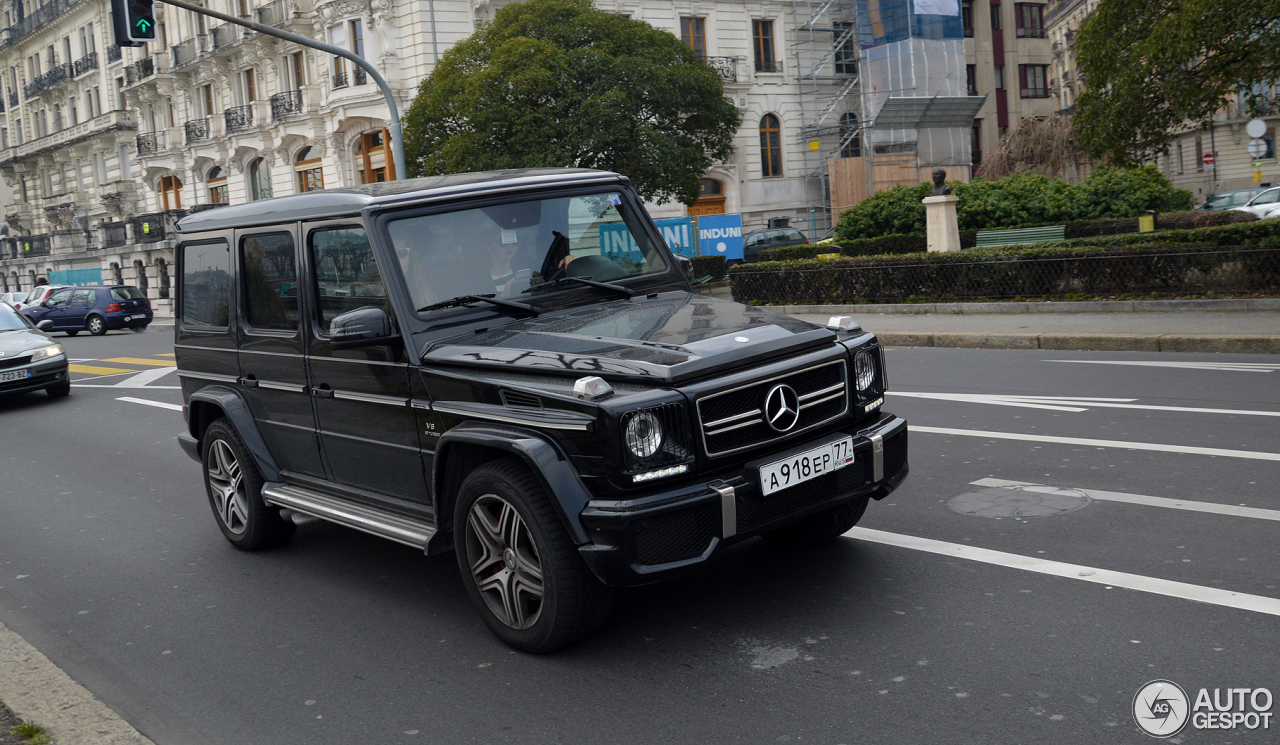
xmin=763 ymin=384 xmax=800 ymax=432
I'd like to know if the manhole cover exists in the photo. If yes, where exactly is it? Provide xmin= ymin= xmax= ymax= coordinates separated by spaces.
xmin=948 ymin=485 xmax=1091 ymax=519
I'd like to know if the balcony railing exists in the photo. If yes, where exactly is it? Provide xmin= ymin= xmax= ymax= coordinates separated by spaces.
xmin=6 ymin=91 xmax=15 ymax=109
xmin=212 ymin=22 xmax=241 ymax=49
xmin=224 ymin=104 xmax=253 ymax=133
xmin=332 ymin=71 xmax=348 ymax=89
xmin=136 ymin=131 xmax=165 ymax=155
xmin=270 ymin=89 xmax=303 ymax=120
xmin=185 ymin=118 xmax=210 ymax=143
xmin=755 ymin=59 xmax=783 ymax=74
xmin=355 ymin=68 xmax=367 ymax=85
xmin=255 ymin=0 xmax=297 ymax=27
xmin=702 ymin=56 xmax=737 ymax=83
xmin=171 ymin=38 xmax=197 ymax=67
xmin=17 ymin=235 xmax=51 ymax=258
xmin=103 ymin=222 xmax=128 ymax=248
xmin=1017 ymin=28 xmax=1047 ymax=39
xmin=23 ymin=63 xmax=71 ymax=99
xmin=72 ymin=51 xmax=98 ymax=77
xmin=4 ymin=0 xmax=88 ymax=47
xmin=124 ymin=56 xmax=156 ymax=85
xmin=107 ymin=44 xmax=122 ymax=63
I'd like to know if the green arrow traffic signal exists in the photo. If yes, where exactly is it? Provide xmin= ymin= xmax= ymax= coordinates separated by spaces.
xmin=135 ymin=18 xmax=151 ymax=31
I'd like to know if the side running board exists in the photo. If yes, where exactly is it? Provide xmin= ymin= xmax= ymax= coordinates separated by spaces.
xmin=261 ymin=483 xmax=436 ymax=550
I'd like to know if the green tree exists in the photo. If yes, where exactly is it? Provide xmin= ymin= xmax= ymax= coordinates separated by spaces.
xmin=401 ymin=0 xmax=741 ymax=205
xmin=1073 ymin=0 xmax=1280 ymax=165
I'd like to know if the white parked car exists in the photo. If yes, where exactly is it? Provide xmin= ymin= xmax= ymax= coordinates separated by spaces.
xmin=1 ymin=291 xmax=30 ymax=310
xmin=1233 ymin=186 xmax=1280 ymax=217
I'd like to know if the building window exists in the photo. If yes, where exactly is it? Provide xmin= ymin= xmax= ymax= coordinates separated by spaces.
xmin=961 ymin=2 xmax=973 ymax=37
xmin=753 ymin=20 xmax=778 ymax=73
xmin=160 ymin=174 xmax=182 ymax=210
xmin=972 ymin=119 xmax=983 ymax=168
xmin=1195 ymin=135 xmax=1203 ymax=172
xmin=355 ymin=129 xmax=395 ymax=183
xmin=329 ymin=24 xmax=347 ymax=80
xmin=1015 ymin=4 xmax=1045 ymax=38
xmin=833 ymin=22 xmax=856 ymax=75
xmin=990 ymin=2 xmax=1002 ymax=30
xmin=291 ymin=52 xmax=305 ymax=88
xmin=202 ymin=84 xmax=214 ymax=117
xmin=966 ymin=64 xmax=977 ymax=96
xmin=237 ymin=0 xmax=249 ymax=17
xmin=1019 ymin=64 xmax=1048 ymax=97
xmin=350 ymin=20 xmax=365 ymax=83
xmin=249 ymin=157 xmax=271 ymax=200
xmin=208 ymin=166 xmax=228 ymax=204
xmin=759 ymin=113 xmax=782 ymax=178
xmin=243 ymin=68 xmax=256 ymax=102
xmin=295 ymin=146 xmax=323 ymax=192
xmin=680 ymin=17 xmax=705 ymax=58
xmin=994 ymin=65 xmax=1005 ymax=90
xmin=839 ymin=112 xmax=861 ymax=158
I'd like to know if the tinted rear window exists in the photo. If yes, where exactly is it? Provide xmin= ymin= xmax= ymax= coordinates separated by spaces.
xmin=182 ymin=242 xmax=231 ymax=329
xmin=111 ymin=287 xmax=146 ymax=301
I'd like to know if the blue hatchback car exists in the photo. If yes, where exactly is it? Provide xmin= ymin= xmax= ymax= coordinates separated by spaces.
xmin=22 ymin=285 xmax=154 ymax=336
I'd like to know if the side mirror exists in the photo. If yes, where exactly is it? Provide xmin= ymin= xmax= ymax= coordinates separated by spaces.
xmin=36 ymin=320 xmax=53 ymax=331
xmin=329 ymin=306 xmax=398 ymax=349
xmin=674 ymin=254 xmax=693 ymax=279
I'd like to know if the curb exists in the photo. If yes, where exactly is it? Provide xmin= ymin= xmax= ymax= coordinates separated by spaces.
xmin=877 ymin=332 xmax=1280 ymax=354
xmin=780 ymin=298 xmax=1280 ymax=315
xmin=0 ymin=620 xmax=154 ymax=745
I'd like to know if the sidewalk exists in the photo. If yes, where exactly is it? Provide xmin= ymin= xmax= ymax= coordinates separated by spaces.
xmin=780 ymin=299 xmax=1280 ymax=354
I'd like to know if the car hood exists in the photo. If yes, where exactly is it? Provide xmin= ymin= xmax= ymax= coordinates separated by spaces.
xmin=422 ymin=292 xmax=836 ymax=384
xmin=0 ymin=327 xmax=53 ymax=356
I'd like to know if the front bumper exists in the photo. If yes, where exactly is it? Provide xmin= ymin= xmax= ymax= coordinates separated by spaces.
xmin=0 ymin=357 xmax=69 ymax=397
xmin=578 ymin=414 xmax=909 ymax=586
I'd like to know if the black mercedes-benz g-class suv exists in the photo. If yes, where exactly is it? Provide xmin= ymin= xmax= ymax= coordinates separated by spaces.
xmin=174 ymin=168 xmax=908 ymax=652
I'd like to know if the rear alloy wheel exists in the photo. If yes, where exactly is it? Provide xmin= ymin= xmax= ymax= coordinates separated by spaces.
xmin=202 ymin=418 xmax=295 ymax=550
xmin=455 ymin=459 xmax=612 ymax=653
xmin=86 ymin=315 xmax=106 ymax=336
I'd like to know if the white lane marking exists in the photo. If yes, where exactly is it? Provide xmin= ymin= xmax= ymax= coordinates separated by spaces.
xmin=116 ymin=396 xmax=183 ymax=411
xmin=890 ymin=391 xmax=1280 ymax=418
xmin=911 ymin=425 xmax=1280 ymax=462
xmin=1047 ymin=360 xmax=1278 ymax=373
xmin=845 ymin=527 xmax=1280 ymax=617
xmin=77 ymin=384 xmax=181 ymax=389
xmin=70 ymin=369 xmax=139 ymax=382
xmin=971 ymin=478 xmax=1280 ymax=522
xmin=113 ymin=366 xmax=177 ymax=388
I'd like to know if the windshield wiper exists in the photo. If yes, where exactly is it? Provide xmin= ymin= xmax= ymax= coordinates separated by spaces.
xmin=523 ymin=275 xmax=633 ymax=299
xmin=417 ymin=294 xmax=539 ymax=316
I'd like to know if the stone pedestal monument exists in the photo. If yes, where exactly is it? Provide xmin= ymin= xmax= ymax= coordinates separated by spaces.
xmin=924 ymin=168 xmax=961 ymax=253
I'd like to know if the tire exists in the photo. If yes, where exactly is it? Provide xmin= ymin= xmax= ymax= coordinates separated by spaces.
xmin=64 ymin=330 xmax=79 ymax=337
xmin=86 ymin=315 xmax=107 ymax=336
xmin=201 ymin=418 xmax=296 ymax=550
xmin=45 ymin=379 xmax=71 ymax=398
xmin=454 ymin=459 xmax=613 ymax=653
xmin=762 ymin=495 xmax=870 ymax=548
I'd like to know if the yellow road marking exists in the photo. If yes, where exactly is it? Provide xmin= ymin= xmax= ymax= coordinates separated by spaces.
xmin=158 ymin=353 xmax=176 ymax=357
xmin=69 ymin=364 xmax=138 ymax=375
xmin=100 ymin=357 xmax=177 ymax=367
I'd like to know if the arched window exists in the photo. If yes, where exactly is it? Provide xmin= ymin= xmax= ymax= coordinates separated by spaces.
xmin=160 ymin=174 xmax=182 ymax=209
xmin=207 ymin=166 xmax=228 ymax=204
xmin=759 ymin=114 xmax=782 ymax=178
xmin=295 ymin=146 xmax=323 ymax=192
xmin=133 ymin=259 xmax=149 ymax=292
xmin=353 ymin=129 xmax=395 ymax=184
xmin=109 ymin=262 xmax=122 ymax=285
xmin=249 ymin=157 xmax=271 ymax=201
xmin=839 ymin=112 xmax=861 ymax=158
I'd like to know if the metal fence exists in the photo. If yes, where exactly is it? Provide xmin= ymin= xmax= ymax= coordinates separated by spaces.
xmin=730 ymin=247 xmax=1280 ymax=304
xmin=103 ymin=222 xmax=128 ymax=248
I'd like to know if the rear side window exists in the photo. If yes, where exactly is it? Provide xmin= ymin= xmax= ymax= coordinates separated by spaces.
xmin=182 ymin=241 xmax=231 ymax=329
xmin=310 ymin=227 xmax=386 ymax=329
xmin=110 ymin=287 xmax=145 ymax=300
xmin=241 ymin=232 xmax=299 ymax=332
xmin=71 ymin=289 xmax=94 ymax=304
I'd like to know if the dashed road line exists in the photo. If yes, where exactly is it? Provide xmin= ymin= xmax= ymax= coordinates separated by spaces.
xmin=845 ymin=527 xmax=1280 ymax=617
xmin=1047 ymin=360 xmax=1279 ymax=373
xmin=911 ymin=425 xmax=1280 ymax=462
xmin=890 ymin=391 xmax=1280 ymax=417
xmin=116 ymin=397 xmax=183 ymax=411
xmin=971 ymin=478 xmax=1280 ymax=522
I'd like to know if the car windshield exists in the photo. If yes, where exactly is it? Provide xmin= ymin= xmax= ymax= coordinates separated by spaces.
xmin=111 ymin=287 xmax=146 ymax=300
xmin=386 ymin=191 xmax=668 ymax=314
xmin=0 ymin=302 xmax=31 ymax=331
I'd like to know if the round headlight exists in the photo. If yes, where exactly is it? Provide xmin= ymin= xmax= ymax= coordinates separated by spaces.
xmin=854 ymin=350 xmax=876 ymax=391
xmin=625 ymin=412 xmax=663 ymax=459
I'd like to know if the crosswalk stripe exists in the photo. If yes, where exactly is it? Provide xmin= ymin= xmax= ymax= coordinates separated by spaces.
xmin=68 ymin=364 xmax=137 ymax=375
xmin=100 ymin=357 xmax=177 ymax=367
xmin=116 ymin=396 xmax=183 ymax=411
xmin=911 ymin=425 xmax=1280 ymax=462
xmin=971 ymin=478 xmax=1280 ymax=522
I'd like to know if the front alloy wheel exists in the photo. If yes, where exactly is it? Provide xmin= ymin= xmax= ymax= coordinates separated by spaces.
xmin=465 ymin=494 xmax=545 ymax=630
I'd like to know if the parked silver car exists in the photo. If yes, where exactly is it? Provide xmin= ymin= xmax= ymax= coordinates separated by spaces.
xmin=1233 ymin=186 xmax=1280 ymax=217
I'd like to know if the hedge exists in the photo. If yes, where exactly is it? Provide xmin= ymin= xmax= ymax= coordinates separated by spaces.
xmin=689 ymin=255 xmax=727 ymax=279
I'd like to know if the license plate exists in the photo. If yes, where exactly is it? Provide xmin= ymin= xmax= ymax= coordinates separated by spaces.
xmin=0 ymin=369 xmax=32 ymax=383
xmin=759 ymin=437 xmax=854 ymax=496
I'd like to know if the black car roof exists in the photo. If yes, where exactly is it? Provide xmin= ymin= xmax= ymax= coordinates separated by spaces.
xmin=176 ymin=168 xmax=628 ymax=234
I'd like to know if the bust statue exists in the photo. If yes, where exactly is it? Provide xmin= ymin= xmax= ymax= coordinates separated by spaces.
xmin=931 ymin=168 xmax=951 ymax=196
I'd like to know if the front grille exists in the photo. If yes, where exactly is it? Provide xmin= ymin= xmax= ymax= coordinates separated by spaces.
xmin=632 ymin=501 xmax=718 ymax=565
xmin=0 ymin=355 xmax=33 ymax=370
xmin=697 ymin=360 xmax=848 ymax=457
xmin=883 ymin=429 xmax=907 ymax=480
xmin=737 ymin=459 xmax=867 ymax=534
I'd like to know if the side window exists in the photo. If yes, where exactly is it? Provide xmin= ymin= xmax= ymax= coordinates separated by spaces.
xmin=181 ymin=241 xmax=231 ymax=329
xmin=46 ymin=289 xmax=73 ymax=307
xmin=240 ymin=232 xmax=299 ymax=332
xmin=310 ymin=226 xmax=386 ymax=330
xmin=71 ymin=289 xmax=93 ymax=304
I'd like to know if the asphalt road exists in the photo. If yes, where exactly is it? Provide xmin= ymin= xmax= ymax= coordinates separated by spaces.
xmin=2 ymin=327 xmax=1277 ymax=744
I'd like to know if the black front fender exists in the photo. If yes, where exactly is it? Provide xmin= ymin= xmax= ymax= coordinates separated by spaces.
xmin=186 ymin=386 xmax=282 ymax=483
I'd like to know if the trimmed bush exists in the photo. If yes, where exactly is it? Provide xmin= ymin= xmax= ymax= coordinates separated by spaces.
xmin=1063 ymin=209 xmax=1256 ymax=239
xmin=689 ymin=255 xmax=727 ymax=279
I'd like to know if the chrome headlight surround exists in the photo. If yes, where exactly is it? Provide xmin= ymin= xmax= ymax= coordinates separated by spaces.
xmin=619 ymin=404 xmax=694 ymax=480
xmin=24 ymin=343 xmax=65 ymax=362
xmin=853 ymin=349 xmax=876 ymax=391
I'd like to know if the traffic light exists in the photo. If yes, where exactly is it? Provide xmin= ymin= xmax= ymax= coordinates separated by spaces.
xmin=110 ymin=0 xmax=158 ymax=47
